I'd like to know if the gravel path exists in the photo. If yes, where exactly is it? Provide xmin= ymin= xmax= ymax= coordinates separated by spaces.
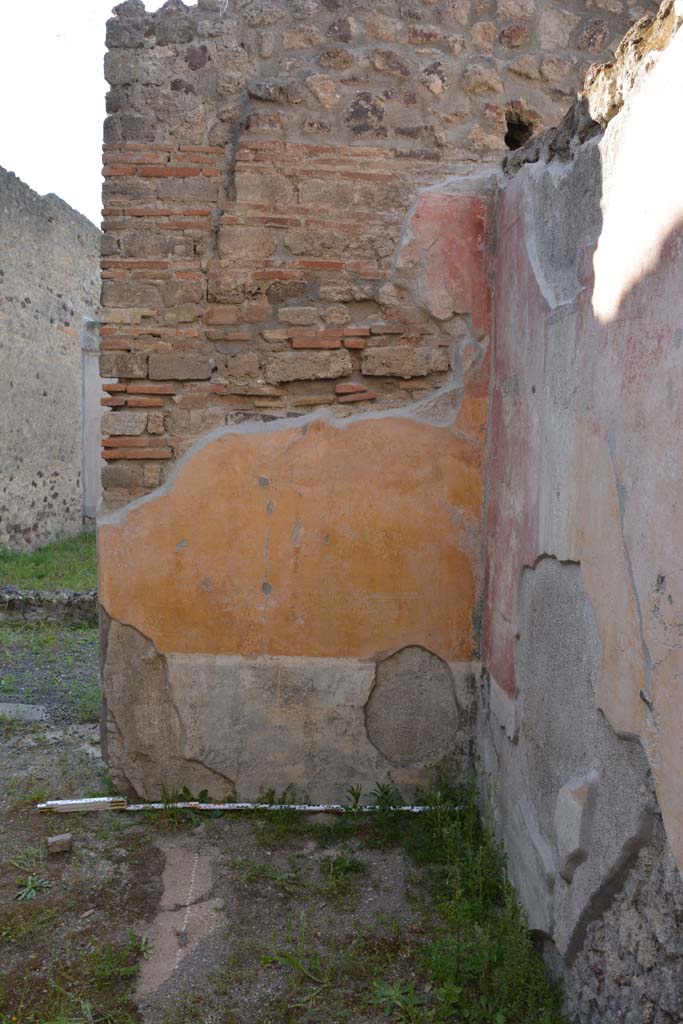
xmin=0 ymin=623 xmax=100 ymax=724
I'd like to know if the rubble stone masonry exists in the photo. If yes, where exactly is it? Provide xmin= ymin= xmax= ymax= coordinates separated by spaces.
xmin=0 ymin=168 xmax=100 ymax=549
xmin=99 ymin=0 xmax=654 ymax=507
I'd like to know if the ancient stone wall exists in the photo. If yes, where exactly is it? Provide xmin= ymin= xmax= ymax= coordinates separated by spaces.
xmin=98 ymin=175 xmax=493 ymax=799
xmin=99 ymin=0 xmax=651 ymax=507
xmin=98 ymin=0 xmax=651 ymax=800
xmin=480 ymin=3 xmax=683 ymax=1019
xmin=0 ymin=168 xmax=101 ymax=550
xmin=100 ymin=1 xmax=683 ymax=1016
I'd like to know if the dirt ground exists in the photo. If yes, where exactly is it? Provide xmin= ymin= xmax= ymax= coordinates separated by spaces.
xmin=0 ymin=624 xmax=99 ymax=723
xmin=0 ymin=623 xmax=565 ymax=1024
xmin=0 ymin=712 xmax=440 ymax=1024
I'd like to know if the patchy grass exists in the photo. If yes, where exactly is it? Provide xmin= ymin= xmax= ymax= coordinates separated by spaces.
xmin=0 ymin=723 xmax=163 ymax=1024
xmin=0 ymin=715 xmax=565 ymax=1024
xmin=0 ymin=930 xmax=149 ymax=1024
xmin=239 ymin=782 xmax=567 ymax=1024
xmin=0 ymin=532 xmax=97 ymax=592
xmin=232 ymin=856 xmax=309 ymax=898
xmin=158 ymin=782 xmax=566 ymax=1024
xmin=0 ymin=624 xmax=100 ymax=724
xmin=0 ymin=715 xmax=27 ymax=740
xmin=320 ymin=849 xmax=367 ymax=898
xmin=0 ymin=906 xmax=58 ymax=945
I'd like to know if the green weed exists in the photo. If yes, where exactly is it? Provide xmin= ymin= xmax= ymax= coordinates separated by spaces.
xmin=378 ymin=781 xmax=565 ymax=1024
xmin=157 ymin=785 xmax=209 ymax=829
xmin=15 ymin=875 xmax=50 ymax=901
xmin=9 ymin=781 xmax=50 ymax=811
xmin=232 ymin=856 xmax=307 ymax=897
xmin=0 ymin=675 xmax=17 ymax=694
xmin=88 ymin=930 xmax=151 ymax=989
xmin=371 ymin=979 xmax=426 ymax=1021
xmin=262 ymin=913 xmax=332 ymax=1008
xmin=0 ymin=907 xmax=58 ymax=945
xmin=10 ymin=847 xmax=44 ymax=873
xmin=252 ymin=784 xmax=308 ymax=845
xmin=320 ymin=849 xmax=367 ymax=896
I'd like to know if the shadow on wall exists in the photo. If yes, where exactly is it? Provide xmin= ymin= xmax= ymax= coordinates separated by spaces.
xmin=480 ymin=15 xmax=683 ymax=1018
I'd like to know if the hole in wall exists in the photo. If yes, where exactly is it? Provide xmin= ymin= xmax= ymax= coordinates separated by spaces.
xmin=505 ymin=111 xmax=534 ymax=151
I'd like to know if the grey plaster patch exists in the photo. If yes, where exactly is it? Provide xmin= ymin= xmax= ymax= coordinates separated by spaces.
xmin=101 ymin=620 xmax=475 ymax=802
xmin=365 ymin=646 xmax=462 ymax=767
xmin=163 ymin=651 xmax=472 ymax=802
xmin=517 ymin=557 xmax=601 ymax=831
xmin=479 ymin=557 xmax=656 ymax=961
xmin=101 ymin=619 xmax=235 ymax=800
xmin=516 ymin=556 xmax=655 ymax=955
xmin=522 ymin=143 xmax=603 ymax=310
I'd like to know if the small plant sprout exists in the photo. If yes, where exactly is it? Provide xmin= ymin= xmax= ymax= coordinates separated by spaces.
xmin=344 ymin=784 xmax=363 ymax=811
xmin=10 ymin=846 xmax=43 ymax=873
xmin=320 ymin=850 xmax=366 ymax=895
xmin=372 ymin=979 xmax=425 ymax=1020
xmin=15 ymin=875 xmax=50 ymax=901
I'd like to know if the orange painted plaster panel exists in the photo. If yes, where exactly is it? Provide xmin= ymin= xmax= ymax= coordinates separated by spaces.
xmin=99 ymin=416 xmax=482 ymax=661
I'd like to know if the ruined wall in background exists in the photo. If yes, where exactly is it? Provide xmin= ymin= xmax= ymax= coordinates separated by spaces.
xmin=480 ymin=4 xmax=683 ymax=1020
xmin=0 ymin=168 xmax=101 ymax=550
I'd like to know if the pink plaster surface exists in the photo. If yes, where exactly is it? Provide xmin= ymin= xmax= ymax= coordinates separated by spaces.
xmin=396 ymin=187 xmax=495 ymax=627
xmin=482 ymin=191 xmax=543 ymax=694
xmin=484 ymin=160 xmax=683 ymax=868
xmin=397 ymin=190 xmax=494 ymax=342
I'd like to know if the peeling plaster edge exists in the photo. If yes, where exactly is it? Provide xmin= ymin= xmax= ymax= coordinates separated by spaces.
xmin=98 ymin=379 xmax=466 ymax=528
xmin=99 ymin=170 xmax=497 ymax=528
xmin=515 ymin=146 xmax=600 ymax=313
xmin=488 ymin=673 xmax=518 ymax=742
xmin=390 ymin=169 xmax=501 ymax=280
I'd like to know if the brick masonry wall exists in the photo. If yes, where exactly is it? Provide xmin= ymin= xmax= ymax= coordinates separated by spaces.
xmin=100 ymin=0 xmax=655 ymax=509
xmin=0 ymin=167 xmax=101 ymax=549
